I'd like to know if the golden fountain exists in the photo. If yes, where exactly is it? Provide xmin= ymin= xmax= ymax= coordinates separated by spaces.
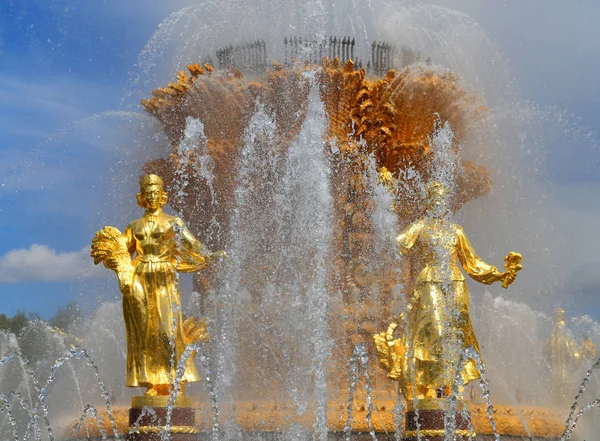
xmin=75 ymin=40 xmax=568 ymax=440
xmin=141 ymin=55 xmax=493 ymax=311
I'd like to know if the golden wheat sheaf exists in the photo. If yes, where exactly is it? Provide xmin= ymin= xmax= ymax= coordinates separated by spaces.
xmin=373 ymin=322 xmax=405 ymax=381
xmin=183 ymin=316 xmax=210 ymax=346
xmin=91 ymin=226 xmax=134 ymax=293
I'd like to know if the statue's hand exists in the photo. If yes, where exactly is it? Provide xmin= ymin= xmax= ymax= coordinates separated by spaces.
xmin=105 ymin=257 xmax=119 ymax=271
xmin=211 ymin=250 xmax=228 ymax=261
xmin=501 ymin=251 xmax=522 ymax=288
xmin=502 ymin=271 xmax=516 ymax=286
xmin=386 ymin=322 xmax=399 ymax=344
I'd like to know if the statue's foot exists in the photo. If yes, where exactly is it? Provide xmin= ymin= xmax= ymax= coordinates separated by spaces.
xmin=417 ymin=384 xmax=429 ymax=398
xmin=436 ymin=385 xmax=451 ymax=398
xmin=144 ymin=383 xmax=186 ymax=396
xmin=145 ymin=386 xmax=158 ymax=396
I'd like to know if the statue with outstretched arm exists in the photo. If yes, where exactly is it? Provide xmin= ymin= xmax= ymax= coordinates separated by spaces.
xmin=374 ymin=181 xmax=522 ymax=402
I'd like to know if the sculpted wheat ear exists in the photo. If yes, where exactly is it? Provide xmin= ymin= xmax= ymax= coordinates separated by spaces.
xmin=91 ymin=226 xmax=134 ymax=291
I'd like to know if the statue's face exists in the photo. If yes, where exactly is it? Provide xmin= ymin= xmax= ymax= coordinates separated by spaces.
xmin=142 ymin=184 xmax=163 ymax=210
xmin=432 ymin=192 xmax=445 ymax=208
xmin=427 ymin=187 xmax=447 ymax=217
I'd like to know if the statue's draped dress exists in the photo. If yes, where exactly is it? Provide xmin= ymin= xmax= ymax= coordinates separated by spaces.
xmin=123 ymin=212 xmax=206 ymax=387
xmin=396 ymin=219 xmax=502 ymax=398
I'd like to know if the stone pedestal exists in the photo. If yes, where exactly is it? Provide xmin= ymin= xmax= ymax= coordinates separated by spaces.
xmin=404 ymin=399 xmax=475 ymax=440
xmin=128 ymin=395 xmax=198 ymax=441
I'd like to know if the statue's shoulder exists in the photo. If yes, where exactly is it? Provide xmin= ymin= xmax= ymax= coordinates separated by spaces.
xmin=163 ymin=213 xmax=184 ymax=227
xmin=452 ymin=223 xmax=466 ymax=235
xmin=126 ymin=218 xmax=142 ymax=231
xmin=411 ymin=218 xmax=426 ymax=230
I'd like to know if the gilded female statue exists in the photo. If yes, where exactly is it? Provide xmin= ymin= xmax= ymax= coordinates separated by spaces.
xmin=91 ymin=174 xmax=225 ymax=396
xmin=375 ymin=181 xmax=522 ymax=401
xmin=547 ymin=308 xmax=597 ymax=401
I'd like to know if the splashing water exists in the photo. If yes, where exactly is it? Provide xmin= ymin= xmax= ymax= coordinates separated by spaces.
xmin=177 ymin=117 xmax=217 ymax=202
xmin=273 ymin=77 xmax=333 ymax=441
xmin=0 ymin=346 xmax=121 ymax=441
xmin=429 ymin=120 xmax=458 ymax=197
xmin=561 ymin=357 xmax=600 ymax=441
xmin=344 ymin=344 xmax=377 ymax=441
xmin=465 ymin=347 xmax=500 ymax=441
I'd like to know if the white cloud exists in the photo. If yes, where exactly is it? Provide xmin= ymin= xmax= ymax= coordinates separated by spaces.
xmin=0 ymin=244 xmax=107 ymax=284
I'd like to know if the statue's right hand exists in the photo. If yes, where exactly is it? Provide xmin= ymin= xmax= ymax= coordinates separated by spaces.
xmin=104 ymin=257 xmax=119 ymax=270
xmin=386 ymin=322 xmax=399 ymax=343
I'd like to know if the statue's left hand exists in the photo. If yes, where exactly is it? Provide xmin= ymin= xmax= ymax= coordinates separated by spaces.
xmin=501 ymin=271 xmax=517 ymax=288
xmin=501 ymin=251 xmax=522 ymax=288
xmin=211 ymin=250 xmax=228 ymax=261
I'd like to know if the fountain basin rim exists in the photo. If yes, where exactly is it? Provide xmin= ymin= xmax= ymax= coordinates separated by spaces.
xmin=406 ymin=397 xmax=468 ymax=411
xmin=132 ymin=394 xmax=194 ymax=408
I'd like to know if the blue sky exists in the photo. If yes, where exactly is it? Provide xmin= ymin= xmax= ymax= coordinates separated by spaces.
xmin=0 ymin=0 xmax=170 ymax=317
xmin=1 ymin=0 xmax=599 ymax=320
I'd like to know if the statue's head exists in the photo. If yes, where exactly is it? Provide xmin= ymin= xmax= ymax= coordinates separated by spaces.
xmin=424 ymin=180 xmax=448 ymax=215
xmin=554 ymin=308 xmax=566 ymax=326
xmin=137 ymin=174 xmax=168 ymax=210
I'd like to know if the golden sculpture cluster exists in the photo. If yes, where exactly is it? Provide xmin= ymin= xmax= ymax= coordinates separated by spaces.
xmin=89 ymin=56 xmax=533 ymax=438
xmin=140 ymin=60 xmax=495 ymax=374
xmin=91 ymin=173 xmax=521 ymax=405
